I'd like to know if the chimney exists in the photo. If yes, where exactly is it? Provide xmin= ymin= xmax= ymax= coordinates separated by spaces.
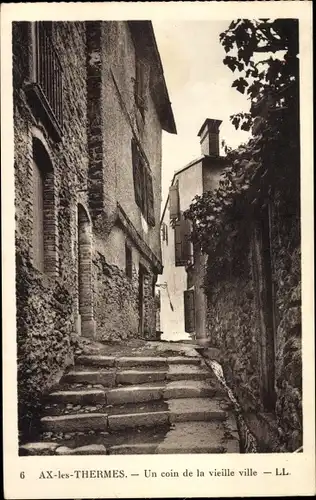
xmin=197 ymin=118 xmax=222 ymax=156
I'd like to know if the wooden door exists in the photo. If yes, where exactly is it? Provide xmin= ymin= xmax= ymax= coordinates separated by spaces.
xmin=252 ymin=205 xmax=277 ymax=411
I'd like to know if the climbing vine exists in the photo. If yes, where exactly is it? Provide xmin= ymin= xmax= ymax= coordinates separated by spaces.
xmin=184 ymin=19 xmax=300 ymax=279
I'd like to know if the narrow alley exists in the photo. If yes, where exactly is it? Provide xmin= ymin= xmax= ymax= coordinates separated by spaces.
xmin=12 ymin=17 xmax=303 ymax=461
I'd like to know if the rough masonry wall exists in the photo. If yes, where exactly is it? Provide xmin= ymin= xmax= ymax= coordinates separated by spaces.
xmin=92 ymin=246 xmax=157 ymax=342
xmin=143 ymin=272 xmax=158 ymax=340
xmin=92 ymin=254 xmax=140 ymax=342
xmin=16 ymin=249 xmax=75 ymax=442
xmin=206 ymin=264 xmax=262 ymax=411
xmin=206 ymin=208 xmax=301 ymax=452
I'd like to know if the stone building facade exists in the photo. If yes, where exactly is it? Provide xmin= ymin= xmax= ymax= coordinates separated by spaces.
xmin=13 ymin=21 xmax=176 ymax=430
xmin=159 ymin=119 xmax=226 ymax=341
xmin=205 ymin=193 xmax=301 ymax=452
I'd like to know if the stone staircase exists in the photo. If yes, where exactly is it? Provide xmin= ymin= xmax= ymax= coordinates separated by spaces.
xmin=20 ymin=345 xmax=240 ymax=455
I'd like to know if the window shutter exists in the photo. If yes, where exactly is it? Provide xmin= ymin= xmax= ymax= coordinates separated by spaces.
xmin=174 ymin=216 xmax=192 ymax=266
xmin=174 ymin=219 xmax=184 ymax=266
xmin=184 ymin=289 xmax=195 ymax=333
xmin=181 ymin=217 xmax=193 ymax=264
xmin=169 ymin=184 xmax=180 ymax=220
xmin=125 ymin=243 xmax=133 ymax=278
xmin=132 ymin=139 xmax=142 ymax=208
xmin=146 ymin=169 xmax=155 ymax=226
xmin=162 ymin=222 xmax=168 ymax=243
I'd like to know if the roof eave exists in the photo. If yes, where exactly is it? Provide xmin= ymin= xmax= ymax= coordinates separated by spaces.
xmin=128 ymin=21 xmax=177 ymax=135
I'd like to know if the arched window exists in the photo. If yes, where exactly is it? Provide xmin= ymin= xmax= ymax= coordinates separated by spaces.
xmin=32 ymin=136 xmax=58 ymax=277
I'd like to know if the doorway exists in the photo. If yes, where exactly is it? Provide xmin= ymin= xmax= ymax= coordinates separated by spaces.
xmin=252 ymin=205 xmax=276 ymax=411
xmin=138 ymin=264 xmax=146 ymax=337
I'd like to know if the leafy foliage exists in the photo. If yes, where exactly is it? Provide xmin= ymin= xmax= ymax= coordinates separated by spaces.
xmin=185 ymin=19 xmax=300 ymax=279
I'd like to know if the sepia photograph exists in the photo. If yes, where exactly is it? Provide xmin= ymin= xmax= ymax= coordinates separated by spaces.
xmin=2 ymin=2 xmax=314 ymax=497
xmin=11 ymin=16 xmax=303 ymax=457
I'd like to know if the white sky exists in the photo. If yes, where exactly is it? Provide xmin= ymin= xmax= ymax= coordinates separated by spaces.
xmin=153 ymin=20 xmax=251 ymax=207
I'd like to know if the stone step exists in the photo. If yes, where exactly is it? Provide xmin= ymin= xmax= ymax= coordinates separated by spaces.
xmin=108 ymin=411 xmax=169 ymax=430
xmin=23 ymin=416 xmax=239 ymax=455
xmin=75 ymin=355 xmax=116 ymax=367
xmin=62 ymin=370 xmax=116 ymax=387
xmin=168 ymin=356 xmax=201 ymax=365
xmin=56 ymin=444 xmax=107 ymax=455
xmin=61 ymin=366 xmax=209 ymax=387
xmin=49 ymin=389 xmax=105 ymax=405
xmin=41 ymin=413 xmax=108 ymax=433
xmin=40 ymin=397 xmax=229 ymax=433
xmin=106 ymin=385 xmax=163 ymax=405
xmin=44 ymin=425 xmax=168 ymax=451
xmin=43 ymin=399 xmax=169 ymax=418
xmin=163 ymin=380 xmax=222 ymax=400
xmin=106 ymin=381 xmax=219 ymax=405
xmin=155 ymin=421 xmax=240 ymax=454
xmin=76 ymin=355 xmax=168 ymax=368
xmin=76 ymin=355 xmax=201 ymax=369
xmin=116 ymin=370 xmax=167 ymax=385
xmin=167 ymin=398 xmax=227 ymax=423
xmin=166 ymin=365 xmax=211 ymax=381
xmin=116 ymin=367 xmax=210 ymax=385
xmin=48 ymin=380 xmax=223 ymax=407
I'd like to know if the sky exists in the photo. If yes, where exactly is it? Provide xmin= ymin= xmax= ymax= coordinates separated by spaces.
xmin=153 ymin=20 xmax=251 ymax=208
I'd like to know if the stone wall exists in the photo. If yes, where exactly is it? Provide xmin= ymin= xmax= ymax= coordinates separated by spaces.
xmin=92 ymin=251 xmax=158 ymax=342
xmin=16 ymin=248 xmax=75 ymax=441
xmin=13 ymin=22 xmax=89 ymax=438
xmin=92 ymin=253 xmax=140 ymax=342
xmin=206 ymin=272 xmax=261 ymax=411
xmin=206 ymin=207 xmax=301 ymax=452
xmin=143 ymin=272 xmax=158 ymax=340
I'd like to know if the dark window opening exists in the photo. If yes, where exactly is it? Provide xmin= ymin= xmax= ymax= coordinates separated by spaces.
xmin=174 ymin=213 xmax=193 ymax=267
xmin=125 ymin=243 xmax=133 ymax=279
xmin=135 ymin=59 xmax=149 ymax=119
xmin=184 ymin=288 xmax=195 ymax=334
xmin=152 ymin=275 xmax=156 ymax=297
xmin=169 ymin=182 xmax=180 ymax=221
xmin=161 ymin=222 xmax=168 ymax=244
